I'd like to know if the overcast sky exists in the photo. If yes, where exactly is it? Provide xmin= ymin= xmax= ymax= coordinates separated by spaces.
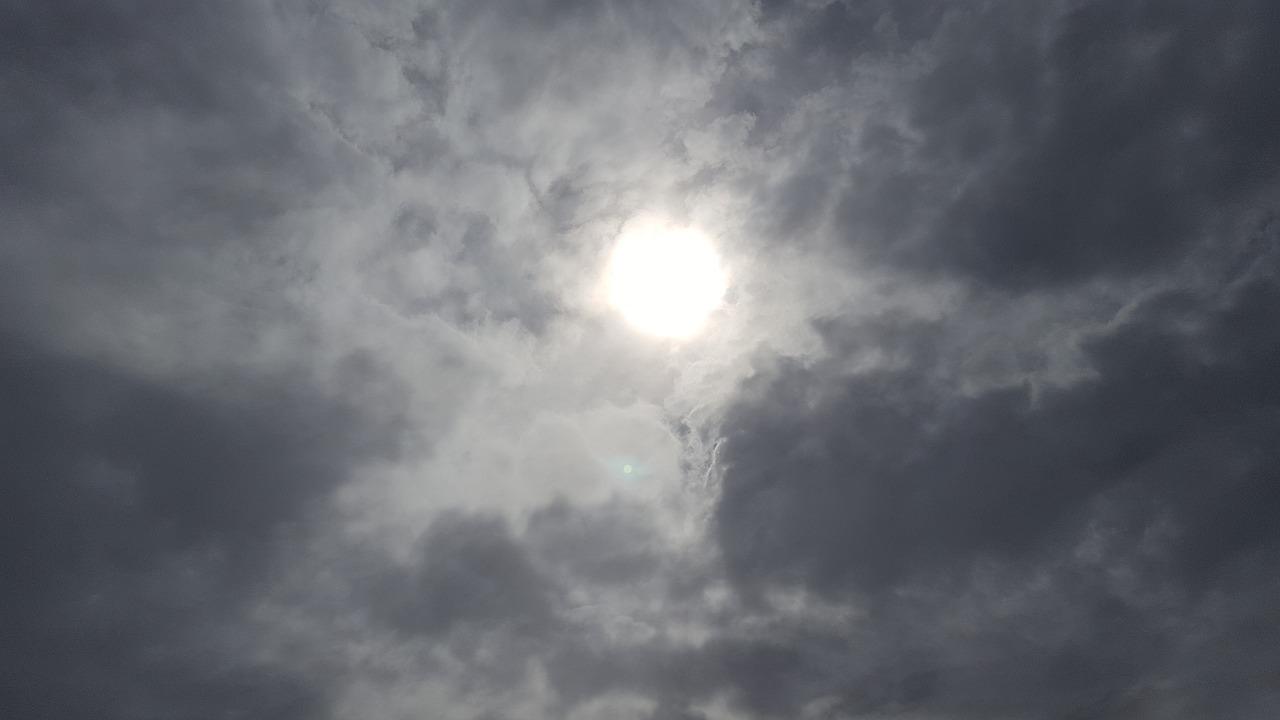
xmin=3 ymin=1 xmax=1280 ymax=718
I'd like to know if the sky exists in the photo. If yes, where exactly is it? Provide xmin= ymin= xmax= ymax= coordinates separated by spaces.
xmin=2 ymin=1 xmax=1279 ymax=718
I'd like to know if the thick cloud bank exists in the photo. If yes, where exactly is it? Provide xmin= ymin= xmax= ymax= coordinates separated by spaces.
xmin=3 ymin=1 xmax=1278 ymax=718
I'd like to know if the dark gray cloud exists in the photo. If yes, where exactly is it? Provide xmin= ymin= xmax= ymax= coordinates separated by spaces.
xmin=730 ymin=0 xmax=1280 ymax=290
xmin=0 ymin=1 xmax=338 ymax=236
xmin=374 ymin=512 xmax=558 ymax=638
xmin=3 ymin=0 xmax=1280 ymax=719
xmin=710 ymin=249 xmax=1280 ymax=716
xmin=0 ymin=331 xmax=400 ymax=719
xmin=525 ymin=500 xmax=664 ymax=585
xmin=717 ymin=263 xmax=1280 ymax=595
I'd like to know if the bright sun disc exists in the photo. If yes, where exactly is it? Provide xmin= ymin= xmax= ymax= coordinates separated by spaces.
xmin=606 ymin=219 xmax=728 ymax=339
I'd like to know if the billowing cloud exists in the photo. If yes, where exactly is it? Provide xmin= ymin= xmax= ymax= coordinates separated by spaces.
xmin=3 ymin=1 xmax=1278 ymax=719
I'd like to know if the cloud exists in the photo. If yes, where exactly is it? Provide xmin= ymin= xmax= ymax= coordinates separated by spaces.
xmin=716 ymin=266 xmax=1280 ymax=595
xmin=0 ymin=331 xmax=398 ymax=718
xmin=3 ymin=0 xmax=1280 ymax=719
xmin=373 ymin=512 xmax=559 ymax=639
xmin=725 ymin=0 xmax=1280 ymax=290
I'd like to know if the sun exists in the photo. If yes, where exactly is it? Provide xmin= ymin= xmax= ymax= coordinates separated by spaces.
xmin=606 ymin=218 xmax=728 ymax=339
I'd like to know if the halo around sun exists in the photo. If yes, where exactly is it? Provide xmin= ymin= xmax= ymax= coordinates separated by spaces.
xmin=606 ymin=218 xmax=728 ymax=339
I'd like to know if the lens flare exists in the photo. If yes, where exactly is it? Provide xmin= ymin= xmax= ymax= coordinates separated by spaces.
xmin=603 ymin=456 xmax=646 ymax=482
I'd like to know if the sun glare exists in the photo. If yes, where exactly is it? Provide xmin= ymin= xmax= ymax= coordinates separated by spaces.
xmin=606 ymin=218 xmax=728 ymax=339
